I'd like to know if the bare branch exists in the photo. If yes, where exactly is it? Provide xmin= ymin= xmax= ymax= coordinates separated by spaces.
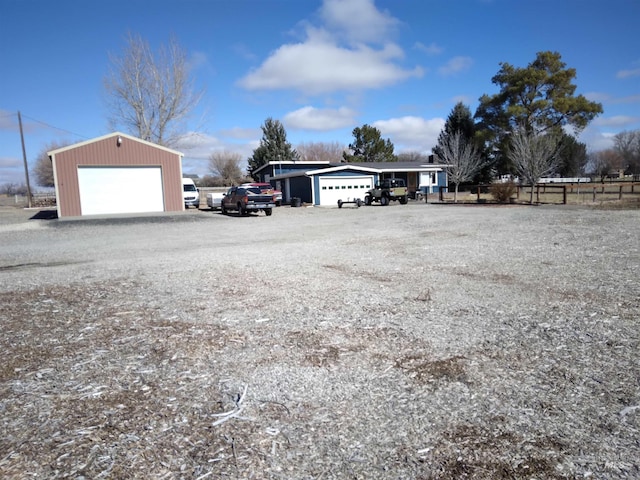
xmin=208 ymin=150 xmax=244 ymax=185
xmin=296 ymin=141 xmax=346 ymax=162
xmin=437 ymin=131 xmax=485 ymax=202
xmin=507 ymin=127 xmax=560 ymax=203
xmin=104 ymin=33 xmax=204 ymax=147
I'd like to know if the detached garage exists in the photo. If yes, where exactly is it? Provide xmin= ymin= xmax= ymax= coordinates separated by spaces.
xmin=48 ymin=132 xmax=184 ymax=218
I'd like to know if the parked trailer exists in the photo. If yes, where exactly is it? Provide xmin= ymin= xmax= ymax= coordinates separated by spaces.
xmin=337 ymin=198 xmax=363 ymax=208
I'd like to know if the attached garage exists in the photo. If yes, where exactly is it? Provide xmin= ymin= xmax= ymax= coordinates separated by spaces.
xmin=306 ymin=165 xmax=379 ymax=206
xmin=49 ymin=132 xmax=184 ymax=218
xmin=317 ymin=176 xmax=374 ymax=206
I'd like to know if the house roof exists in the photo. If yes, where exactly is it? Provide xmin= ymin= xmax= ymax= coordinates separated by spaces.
xmin=252 ymin=160 xmax=331 ymax=175
xmin=354 ymin=161 xmax=445 ymax=171
xmin=47 ymin=132 xmax=183 ymax=157
xmin=269 ymin=161 xmax=444 ymax=181
xmin=305 ymin=164 xmax=381 ymax=176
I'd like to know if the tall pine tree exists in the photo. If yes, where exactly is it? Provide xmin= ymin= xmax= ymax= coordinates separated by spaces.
xmin=342 ymin=124 xmax=396 ymax=163
xmin=248 ymin=118 xmax=299 ymax=178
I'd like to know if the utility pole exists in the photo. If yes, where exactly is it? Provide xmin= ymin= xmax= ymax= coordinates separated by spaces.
xmin=18 ymin=111 xmax=33 ymax=208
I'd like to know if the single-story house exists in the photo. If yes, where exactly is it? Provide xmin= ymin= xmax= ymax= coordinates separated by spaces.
xmin=48 ymin=132 xmax=184 ymax=218
xmin=251 ymin=157 xmax=447 ymax=206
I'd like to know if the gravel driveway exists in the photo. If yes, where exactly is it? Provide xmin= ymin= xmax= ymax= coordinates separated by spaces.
xmin=1 ymin=203 xmax=639 ymax=479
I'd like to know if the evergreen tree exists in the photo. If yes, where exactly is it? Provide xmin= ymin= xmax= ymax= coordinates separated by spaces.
xmin=342 ymin=124 xmax=396 ymax=162
xmin=434 ymin=102 xmax=490 ymax=184
xmin=475 ymin=51 xmax=602 ymax=175
xmin=247 ymin=118 xmax=299 ymax=177
xmin=556 ymin=134 xmax=587 ymax=177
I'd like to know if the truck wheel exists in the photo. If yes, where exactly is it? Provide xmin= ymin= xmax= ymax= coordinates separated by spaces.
xmin=399 ymin=196 xmax=408 ymax=205
xmin=356 ymin=199 xmax=362 ymax=207
xmin=365 ymin=196 xmax=372 ymax=206
xmin=265 ymin=208 xmax=273 ymax=216
xmin=221 ymin=204 xmax=227 ymax=215
xmin=338 ymin=200 xmax=343 ymax=208
xmin=238 ymin=203 xmax=246 ymax=216
xmin=381 ymin=195 xmax=389 ymax=206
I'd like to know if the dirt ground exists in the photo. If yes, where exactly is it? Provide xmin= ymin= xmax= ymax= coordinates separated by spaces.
xmin=1 ymin=203 xmax=639 ymax=479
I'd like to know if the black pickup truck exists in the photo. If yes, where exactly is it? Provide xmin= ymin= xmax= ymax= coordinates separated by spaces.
xmin=220 ymin=186 xmax=276 ymax=216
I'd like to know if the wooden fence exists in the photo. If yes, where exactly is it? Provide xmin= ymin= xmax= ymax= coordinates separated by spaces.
xmin=437 ymin=182 xmax=640 ymax=205
xmin=516 ymin=182 xmax=640 ymax=204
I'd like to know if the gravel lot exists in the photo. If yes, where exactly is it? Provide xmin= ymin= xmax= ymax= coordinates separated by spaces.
xmin=1 ymin=203 xmax=639 ymax=479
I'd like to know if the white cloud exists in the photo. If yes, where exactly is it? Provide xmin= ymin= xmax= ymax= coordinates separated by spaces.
xmin=176 ymin=131 xmax=256 ymax=161
xmin=237 ymin=0 xmax=422 ymax=95
xmin=578 ymin=126 xmax=615 ymax=152
xmin=238 ymin=36 xmax=423 ymax=94
xmin=438 ymin=56 xmax=474 ymax=77
xmin=284 ymin=106 xmax=357 ymax=130
xmin=373 ymin=116 xmax=445 ymax=153
xmin=592 ymin=115 xmax=640 ymax=127
xmin=219 ymin=127 xmax=261 ymax=139
xmin=616 ymin=68 xmax=640 ymax=79
xmin=584 ymin=91 xmax=611 ymax=102
xmin=188 ymin=51 xmax=209 ymax=71
xmin=585 ymin=92 xmax=640 ymax=105
xmin=176 ymin=131 xmax=260 ymax=177
xmin=0 ymin=156 xmax=21 ymax=168
xmin=0 ymin=110 xmax=17 ymax=131
xmin=451 ymin=95 xmax=473 ymax=106
xmin=319 ymin=0 xmax=400 ymax=44
xmin=0 ymin=156 xmax=24 ymax=186
xmin=414 ymin=41 xmax=443 ymax=56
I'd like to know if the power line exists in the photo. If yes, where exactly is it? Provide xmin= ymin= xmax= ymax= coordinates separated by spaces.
xmin=14 ymin=112 xmax=91 ymax=140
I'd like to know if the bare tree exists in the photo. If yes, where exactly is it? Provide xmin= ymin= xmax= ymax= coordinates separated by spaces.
xmin=0 ymin=183 xmax=28 ymax=195
xmin=104 ymin=33 xmax=204 ymax=147
xmin=613 ymin=129 xmax=640 ymax=177
xmin=296 ymin=141 xmax=345 ymax=162
xmin=208 ymin=150 xmax=244 ymax=185
xmin=507 ymin=127 xmax=560 ymax=203
xmin=33 ymin=141 xmax=69 ymax=187
xmin=396 ymin=151 xmax=430 ymax=163
xmin=436 ymin=131 xmax=485 ymax=202
xmin=589 ymin=149 xmax=623 ymax=182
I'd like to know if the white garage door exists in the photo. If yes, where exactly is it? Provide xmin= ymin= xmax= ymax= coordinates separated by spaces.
xmin=78 ymin=167 xmax=164 ymax=215
xmin=318 ymin=176 xmax=374 ymax=206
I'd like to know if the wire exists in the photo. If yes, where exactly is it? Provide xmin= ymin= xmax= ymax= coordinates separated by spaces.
xmin=17 ymin=113 xmax=90 ymax=140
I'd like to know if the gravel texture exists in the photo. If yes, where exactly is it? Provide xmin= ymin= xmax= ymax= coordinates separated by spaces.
xmin=1 ymin=203 xmax=639 ymax=479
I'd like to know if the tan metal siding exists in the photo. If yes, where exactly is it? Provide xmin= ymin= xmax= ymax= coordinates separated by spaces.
xmin=53 ymin=134 xmax=183 ymax=217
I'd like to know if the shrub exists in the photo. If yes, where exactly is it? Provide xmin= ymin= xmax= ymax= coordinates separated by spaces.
xmin=490 ymin=181 xmax=517 ymax=203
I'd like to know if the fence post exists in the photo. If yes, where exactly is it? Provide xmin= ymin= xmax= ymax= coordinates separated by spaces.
xmin=439 ymin=186 xmax=444 ymax=202
xmin=563 ymin=185 xmax=567 ymax=205
xmin=619 ymin=185 xmax=623 ymax=200
xmin=536 ymin=185 xmax=540 ymax=203
xmin=477 ymin=186 xmax=481 ymax=202
xmin=593 ymin=187 xmax=596 ymax=202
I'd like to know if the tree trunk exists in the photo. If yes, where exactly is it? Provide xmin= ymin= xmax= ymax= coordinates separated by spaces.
xmin=454 ymin=183 xmax=459 ymax=203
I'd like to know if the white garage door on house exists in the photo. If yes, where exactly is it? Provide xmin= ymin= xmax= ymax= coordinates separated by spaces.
xmin=318 ymin=176 xmax=374 ymax=206
xmin=77 ymin=166 xmax=164 ymax=215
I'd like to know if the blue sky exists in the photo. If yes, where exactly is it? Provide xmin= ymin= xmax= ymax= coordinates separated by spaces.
xmin=1 ymin=0 xmax=639 ymax=186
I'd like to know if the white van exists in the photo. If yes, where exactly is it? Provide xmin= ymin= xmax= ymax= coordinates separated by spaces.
xmin=182 ymin=178 xmax=200 ymax=208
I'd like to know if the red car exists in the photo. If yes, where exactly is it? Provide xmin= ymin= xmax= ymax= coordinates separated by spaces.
xmin=241 ymin=183 xmax=282 ymax=206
